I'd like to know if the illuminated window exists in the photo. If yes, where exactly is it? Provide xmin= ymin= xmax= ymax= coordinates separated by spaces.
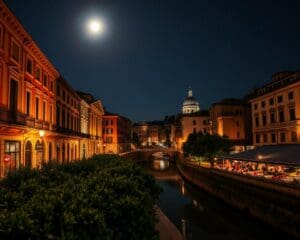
xmin=4 ymin=141 xmax=21 ymax=173
xmin=11 ymin=40 xmax=20 ymax=62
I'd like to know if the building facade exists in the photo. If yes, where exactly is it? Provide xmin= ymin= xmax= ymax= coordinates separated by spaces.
xmin=103 ymin=113 xmax=131 ymax=154
xmin=0 ymin=1 xmax=104 ymax=178
xmin=247 ymin=71 xmax=300 ymax=146
xmin=210 ymin=98 xmax=252 ymax=152
xmin=179 ymin=110 xmax=211 ymax=149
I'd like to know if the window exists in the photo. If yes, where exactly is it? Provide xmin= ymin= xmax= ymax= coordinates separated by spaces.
xmin=36 ymin=66 xmax=41 ymax=81
xmin=289 ymin=108 xmax=296 ymax=121
xmin=67 ymin=95 xmax=69 ymax=104
xmin=56 ymin=105 xmax=60 ymax=127
xmin=255 ymin=134 xmax=260 ymax=143
xmin=255 ymin=116 xmax=259 ymax=127
xmin=271 ymin=133 xmax=276 ymax=143
xmin=43 ymin=101 xmax=46 ymax=121
xmin=11 ymin=41 xmax=20 ymax=62
xmin=278 ymin=109 xmax=284 ymax=122
xmin=269 ymin=98 xmax=274 ymax=106
xmin=26 ymin=58 xmax=33 ymax=74
xmin=43 ymin=73 xmax=47 ymax=87
xmin=261 ymin=101 xmax=265 ymax=108
xmin=277 ymin=95 xmax=283 ymax=103
xmin=280 ymin=132 xmax=286 ymax=143
xmin=262 ymin=114 xmax=267 ymax=126
xmin=4 ymin=141 xmax=21 ymax=173
xmin=50 ymin=81 xmax=53 ymax=92
xmin=105 ymin=137 xmax=113 ymax=143
xmin=193 ymin=120 xmax=196 ymax=126
xmin=62 ymin=90 xmax=66 ymax=101
xmin=263 ymin=134 xmax=267 ymax=143
xmin=35 ymin=97 xmax=39 ymax=119
xmin=254 ymin=103 xmax=258 ymax=110
xmin=291 ymin=131 xmax=298 ymax=142
xmin=26 ymin=91 xmax=30 ymax=116
xmin=50 ymin=105 xmax=53 ymax=123
xmin=288 ymin=91 xmax=294 ymax=100
xmin=270 ymin=112 xmax=275 ymax=124
xmin=57 ymin=85 xmax=60 ymax=96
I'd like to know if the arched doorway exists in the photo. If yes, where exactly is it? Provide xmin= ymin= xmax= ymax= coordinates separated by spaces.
xmin=62 ymin=143 xmax=65 ymax=163
xmin=35 ymin=140 xmax=45 ymax=169
xmin=49 ymin=142 xmax=52 ymax=163
xmin=25 ymin=141 xmax=32 ymax=168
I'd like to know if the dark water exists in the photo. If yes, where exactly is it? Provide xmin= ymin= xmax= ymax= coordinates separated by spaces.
xmin=141 ymin=158 xmax=290 ymax=240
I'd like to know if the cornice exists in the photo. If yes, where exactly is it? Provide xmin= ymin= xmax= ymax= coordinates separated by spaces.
xmin=0 ymin=1 xmax=59 ymax=78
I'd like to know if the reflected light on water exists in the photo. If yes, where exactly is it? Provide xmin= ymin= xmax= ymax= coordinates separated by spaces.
xmin=181 ymin=180 xmax=185 ymax=195
xmin=153 ymin=159 xmax=170 ymax=171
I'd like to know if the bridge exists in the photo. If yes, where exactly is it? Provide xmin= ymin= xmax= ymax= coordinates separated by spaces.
xmin=120 ymin=147 xmax=178 ymax=161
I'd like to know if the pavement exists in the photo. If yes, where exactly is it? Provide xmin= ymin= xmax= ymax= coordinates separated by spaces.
xmin=155 ymin=206 xmax=183 ymax=240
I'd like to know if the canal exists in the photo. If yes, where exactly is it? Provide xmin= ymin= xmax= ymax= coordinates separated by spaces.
xmin=140 ymin=155 xmax=289 ymax=240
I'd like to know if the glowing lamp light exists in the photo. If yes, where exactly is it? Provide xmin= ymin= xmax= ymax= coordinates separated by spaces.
xmin=39 ymin=130 xmax=45 ymax=138
xmin=257 ymin=154 xmax=263 ymax=160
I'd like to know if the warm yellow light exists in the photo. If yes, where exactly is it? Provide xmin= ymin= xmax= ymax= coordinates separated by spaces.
xmin=39 ymin=130 xmax=45 ymax=138
xmin=257 ymin=154 xmax=263 ymax=160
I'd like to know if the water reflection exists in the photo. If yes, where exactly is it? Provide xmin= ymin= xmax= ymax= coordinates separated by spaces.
xmin=141 ymin=160 xmax=289 ymax=240
xmin=153 ymin=159 xmax=170 ymax=171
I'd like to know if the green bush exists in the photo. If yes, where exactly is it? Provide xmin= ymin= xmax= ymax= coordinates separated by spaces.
xmin=0 ymin=155 xmax=161 ymax=240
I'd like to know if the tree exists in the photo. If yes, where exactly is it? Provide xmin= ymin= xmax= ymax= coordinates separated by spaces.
xmin=183 ymin=132 xmax=233 ymax=166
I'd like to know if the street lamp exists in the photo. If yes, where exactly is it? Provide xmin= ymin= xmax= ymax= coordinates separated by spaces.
xmin=39 ymin=130 xmax=45 ymax=139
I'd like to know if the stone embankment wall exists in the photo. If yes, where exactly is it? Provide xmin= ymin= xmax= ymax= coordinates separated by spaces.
xmin=176 ymin=158 xmax=300 ymax=239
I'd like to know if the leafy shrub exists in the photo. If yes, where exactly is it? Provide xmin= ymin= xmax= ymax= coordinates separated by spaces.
xmin=0 ymin=155 xmax=161 ymax=240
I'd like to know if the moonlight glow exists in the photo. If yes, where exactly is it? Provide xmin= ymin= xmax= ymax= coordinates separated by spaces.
xmin=86 ymin=18 xmax=104 ymax=36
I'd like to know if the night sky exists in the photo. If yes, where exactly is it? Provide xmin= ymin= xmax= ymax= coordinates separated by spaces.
xmin=5 ymin=0 xmax=300 ymax=122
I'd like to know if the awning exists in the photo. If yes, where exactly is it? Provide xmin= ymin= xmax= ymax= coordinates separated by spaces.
xmin=217 ymin=144 xmax=300 ymax=166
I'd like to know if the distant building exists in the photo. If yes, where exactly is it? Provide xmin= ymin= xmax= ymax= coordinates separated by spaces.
xmin=246 ymin=71 xmax=300 ymax=146
xmin=77 ymin=91 xmax=104 ymax=158
xmin=210 ymin=98 xmax=252 ymax=152
xmin=179 ymin=110 xmax=211 ymax=149
xmin=182 ymin=88 xmax=200 ymax=114
xmin=132 ymin=121 xmax=166 ymax=146
xmin=102 ymin=113 xmax=132 ymax=154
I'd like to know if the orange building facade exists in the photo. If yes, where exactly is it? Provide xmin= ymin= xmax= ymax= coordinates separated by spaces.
xmin=0 ymin=1 xmax=104 ymax=177
xmin=247 ymin=71 xmax=300 ymax=146
xmin=210 ymin=99 xmax=253 ymax=152
xmin=103 ymin=113 xmax=131 ymax=154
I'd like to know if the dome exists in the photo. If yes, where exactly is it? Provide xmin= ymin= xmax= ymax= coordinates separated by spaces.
xmin=182 ymin=88 xmax=200 ymax=114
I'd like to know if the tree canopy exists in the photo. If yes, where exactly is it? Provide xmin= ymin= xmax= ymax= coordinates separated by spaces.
xmin=183 ymin=132 xmax=233 ymax=160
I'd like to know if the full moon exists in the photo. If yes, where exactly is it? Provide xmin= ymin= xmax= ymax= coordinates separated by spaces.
xmin=87 ymin=18 xmax=104 ymax=35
